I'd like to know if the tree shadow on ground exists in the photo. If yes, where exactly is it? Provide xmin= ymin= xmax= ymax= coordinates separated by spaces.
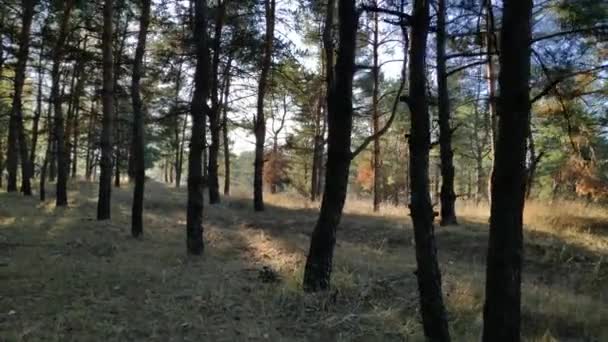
xmin=1 ymin=183 xmax=607 ymax=341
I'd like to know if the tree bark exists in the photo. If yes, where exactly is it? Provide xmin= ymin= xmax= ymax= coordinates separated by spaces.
xmin=371 ymin=2 xmax=382 ymax=212
xmin=208 ymin=0 xmax=226 ymax=204
xmin=482 ymin=0 xmax=532 ymax=340
xmin=131 ymin=0 xmax=151 ymax=238
xmin=187 ymin=0 xmax=211 ymax=255
xmin=6 ymin=0 xmax=35 ymax=195
xmin=52 ymin=0 xmax=76 ymax=206
xmin=30 ymin=28 xmax=47 ymax=172
xmin=436 ymin=0 xmax=457 ymax=226
xmin=222 ymin=59 xmax=233 ymax=196
xmin=485 ymin=0 xmax=497 ymax=203
xmin=97 ymin=0 xmax=115 ymax=219
xmin=303 ymin=0 xmax=356 ymax=292
xmin=253 ymin=0 xmax=276 ymax=211
xmin=407 ymin=0 xmax=451 ymax=340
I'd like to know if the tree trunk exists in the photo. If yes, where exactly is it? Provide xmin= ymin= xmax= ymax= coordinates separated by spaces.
xmin=97 ymin=0 xmax=115 ymax=220
xmin=253 ymin=0 xmax=276 ymax=211
xmin=52 ymin=0 xmax=76 ymax=206
xmin=482 ymin=0 xmax=532 ymax=340
xmin=485 ymin=0 xmax=497 ymax=204
xmin=222 ymin=60 xmax=233 ymax=196
xmin=187 ymin=0 xmax=211 ymax=255
xmin=85 ymin=102 xmax=96 ymax=181
xmin=6 ymin=0 xmax=35 ymax=195
xmin=371 ymin=2 xmax=382 ymax=212
xmin=30 ymin=31 xmax=46 ymax=171
xmin=131 ymin=0 xmax=151 ymax=238
xmin=407 ymin=0 xmax=451 ymax=339
xmin=303 ymin=0 xmax=356 ymax=292
xmin=208 ymin=0 xmax=226 ymax=204
xmin=436 ymin=0 xmax=457 ymax=226
xmin=311 ymin=0 xmax=333 ymax=202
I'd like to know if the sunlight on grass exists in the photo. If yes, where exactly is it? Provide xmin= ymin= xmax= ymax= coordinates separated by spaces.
xmin=1 ymin=183 xmax=607 ymax=340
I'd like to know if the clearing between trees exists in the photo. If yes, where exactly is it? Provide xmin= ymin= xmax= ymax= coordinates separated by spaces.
xmin=1 ymin=181 xmax=606 ymax=341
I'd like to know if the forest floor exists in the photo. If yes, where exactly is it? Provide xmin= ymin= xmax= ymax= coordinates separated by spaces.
xmin=0 ymin=181 xmax=607 ymax=341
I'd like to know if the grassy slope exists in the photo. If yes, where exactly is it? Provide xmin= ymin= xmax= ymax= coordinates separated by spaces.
xmin=0 ymin=181 xmax=606 ymax=341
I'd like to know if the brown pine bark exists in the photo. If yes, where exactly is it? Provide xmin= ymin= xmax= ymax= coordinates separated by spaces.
xmin=253 ymin=0 xmax=276 ymax=212
xmin=482 ymin=0 xmax=532 ymax=340
xmin=187 ymin=0 xmax=211 ymax=255
xmin=303 ymin=0 xmax=357 ymax=292
xmin=131 ymin=0 xmax=151 ymax=238
xmin=436 ymin=0 xmax=457 ymax=225
xmin=52 ymin=0 xmax=76 ymax=206
xmin=6 ymin=0 xmax=35 ymax=195
xmin=407 ymin=0 xmax=451 ymax=339
xmin=97 ymin=0 xmax=115 ymax=219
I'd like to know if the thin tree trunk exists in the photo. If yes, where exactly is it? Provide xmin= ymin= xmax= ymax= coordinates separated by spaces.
xmin=208 ymin=0 xmax=226 ymax=204
xmin=30 ymin=33 xmax=46 ymax=171
xmin=222 ymin=59 xmax=233 ymax=196
xmin=303 ymin=0 xmax=356 ymax=292
xmin=52 ymin=0 xmax=76 ymax=206
xmin=97 ymin=0 xmax=115 ymax=220
xmin=253 ymin=0 xmax=276 ymax=211
xmin=311 ymin=0 xmax=333 ymax=202
xmin=407 ymin=0 xmax=451 ymax=339
xmin=485 ymin=0 xmax=497 ymax=203
xmin=482 ymin=0 xmax=532 ymax=340
xmin=85 ymin=102 xmax=96 ymax=181
xmin=436 ymin=0 xmax=457 ymax=225
xmin=6 ymin=0 xmax=35 ymax=195
xmin=371 ymin=2 xmax=382 ymax=212
xmin=187 ymin=0 xmax=211 ymax=255
xmin=131 ymin=0 xmax=151 ymax=238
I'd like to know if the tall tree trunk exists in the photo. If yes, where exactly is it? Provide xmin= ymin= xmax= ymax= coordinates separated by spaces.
xmin=40 ymin=102 xmax=54 ymax=201
xmin=253 ymin=0 xmax=276 ymax=211
xmin=208 ymin=0 xmax=226 ymax=204
xmin=436 ymin=0 xmax=457 ymax=225
xmin=97 ymin=0 xmax=115 ymax=220
xmin=69 ymin=40 xmax=88 ymax=179
xmin=131 ymin=0 xmax=151 ymax=238
xmin=187 ymin=0 xmax=211 ymax=255
xmin=311 ymin=0 xmax=333 ymax=202
xmin=371 ymin=2 xmax=382 ymax=212
xmin=303 ymin=0 xmax=356 ymax=292
xmin=222 ymin=59 xmax=232 ymax=196
xmin=30 ymin=31 xmax=46 ymax=171
xmin=112 ymin=15 xmax=129 ymax=189
xmin=172 ymin=59 xmax=184 ymax=188
xmin=482 ymin=0 xmax=532 ymax=340
xmin=407 ymin=0 xmax=451 ymax=339
xmin=85 ymin=102 xmax=96 ymax=181
xmin=6 ymin=0 xmax=35 ymax=195
xmin=176 ymin=115 xmax=187 ymax=188
xmin=485 ymin=0 xmax=497 ymax=203
xmin=52 ymin=0 xmax=76 ymax=206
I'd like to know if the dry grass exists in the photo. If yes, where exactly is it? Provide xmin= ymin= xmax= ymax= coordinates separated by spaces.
xmin=0 ymin=182 xmax=606 ymax=341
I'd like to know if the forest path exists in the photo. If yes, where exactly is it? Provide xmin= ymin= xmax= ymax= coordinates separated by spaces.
xmin=0 ymin=181 xmax=606 ymax=341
